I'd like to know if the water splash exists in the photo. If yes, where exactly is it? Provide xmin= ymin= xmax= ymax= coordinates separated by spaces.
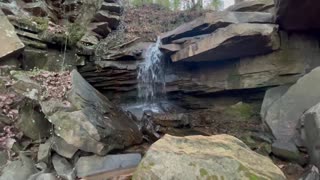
xmin=137 ymin=37 xmax=166 ymax=104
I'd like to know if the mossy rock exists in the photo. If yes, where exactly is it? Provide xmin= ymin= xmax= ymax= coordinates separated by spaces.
xmin=11 ymin=16 xmax=49 ymax=33
xmin=133 ymin=134 xmax=286 ymax=180
xmin=226 ymin=102 xmax=257 ymax=120
xmin=40 ymin=23 xmax=86 ymax=48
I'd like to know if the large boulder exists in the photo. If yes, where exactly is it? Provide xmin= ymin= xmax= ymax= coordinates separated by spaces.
xmin=263 ymin=67 xmax=320 ymax=141
xmin=133 ymin=134 xmax=285 ymax=180
xmin=274 ymin=0 xmax=320 ymax=31
xmin=226 ymin=0 xmax=274 ymax=13
xmin=0 ymin=10 xmax=24 ymax=60
xmin=11 ymin=70 xmax=143 ymax=155
xmin=300 ymin=102 xmax=320 ymax=169
xmin=170 ymin=23 xmax=279 ymax=63
xmin=161 ymin=11 xmax=274 ymax=44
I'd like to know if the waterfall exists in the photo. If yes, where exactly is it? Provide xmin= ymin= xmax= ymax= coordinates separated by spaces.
xmin=137 ymin=37 xmax=166 ymax=104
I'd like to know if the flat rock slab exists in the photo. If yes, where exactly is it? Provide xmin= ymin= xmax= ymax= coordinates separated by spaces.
xmin=226 ymin=0 xmax=274 ymax=12
xmin=264 ymin=67 xmax=320 ymax=141
xmin=76 ymin=153 xmax=141 ymax=178
xmin=171 ymin=23 xmax=279 ymax=63
xmin=133 ymin=134 xmax=285 ymax=180
xmin=161 ymin=11 xmax=274 ymax=44
xmin=0 ymin=10 xmax=24 ymax=60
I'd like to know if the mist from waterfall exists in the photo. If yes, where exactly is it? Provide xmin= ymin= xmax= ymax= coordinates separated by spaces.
xmin=137 ymin=37 xmax=166 ymax=104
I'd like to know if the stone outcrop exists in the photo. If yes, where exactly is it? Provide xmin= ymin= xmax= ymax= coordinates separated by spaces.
xmin=161 ymin=11 xmax=274 ymax=44
xmin=170 ymin=23 xmax=279 ymax=62
xmin=226 ymin=0 xmax=274 ymax=13
xmin=0 ymin=10 xmax=24 ymax=61
xmin=263 ymin=67 xmax=320 ymax=141
xmin=165 ymin=32 xmax=320 ymax=95
xmin=274 ymin=0 xmax=320 ymax=31
xmin=133 ymin=134 xmax=285 ymax=180
xmin=11 ymin=70 xmax=143 ymax=155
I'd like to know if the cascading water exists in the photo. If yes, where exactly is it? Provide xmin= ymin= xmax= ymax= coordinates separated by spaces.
xmin=137 ymin=37 xmax=166 ymax=104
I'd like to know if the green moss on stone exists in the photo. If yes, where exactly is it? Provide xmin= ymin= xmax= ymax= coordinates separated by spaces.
xmin=226 ymin=102 xmax=255 ymax=120
xmin=200 ymin=168 xmax=208 ymax=177
xmin=67 ymin=23 xmax=86 ymax=46
xmin=16 ymin=16 xmax=49 ymax=32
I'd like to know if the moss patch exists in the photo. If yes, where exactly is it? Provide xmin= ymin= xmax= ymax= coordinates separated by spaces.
xmin=226 ymin=102 xmax=255 ymax=120
xmin=200 ymin=168 xmax=208 ymax=177
xmin=15 ymin=16 xmax=49 ymax=32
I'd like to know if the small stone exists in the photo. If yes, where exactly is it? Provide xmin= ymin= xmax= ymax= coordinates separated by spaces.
xmin=35 ymin=173 xmax=58 ymax=180
xmin=75 ymin=153 xmax=141 ymax=178
xmin=0 ymin=154 xmax=38 ymax=180
xmin=272 ymin=140 xmax=302 ymax=162
xmin=37 ymin=140 xmax=51 ymax=163
xmin=300 ymin=166 xmax=320 ymax=180
xmin=0 ymin=151 xmax=8 ymax=168
xmin=52 ymin=154 xmax=75 ymax=180
xmin=51 ymin=136 xmax=78 ymax=159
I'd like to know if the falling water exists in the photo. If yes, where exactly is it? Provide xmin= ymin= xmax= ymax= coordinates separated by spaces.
xmin=137 ymin=37 xmax=166 ymax=104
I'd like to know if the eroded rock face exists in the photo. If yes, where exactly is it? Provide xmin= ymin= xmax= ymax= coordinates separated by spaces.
xmin=0 ymin=10 xmax=24 ymax=61
xmin=170 ymin=23 xmax=279 ymax=63
xmin=274 ymin=0 xmax=320 ymax=31
xmin=166 ymin=32 xmax=320 ymax=95
xmin=160 ymin=11 xmax=274 ymax=44
xmin=133 ymin=134 xmax=285 ymax=180
xmin=263 ymin=67 xmax=320 ymax=141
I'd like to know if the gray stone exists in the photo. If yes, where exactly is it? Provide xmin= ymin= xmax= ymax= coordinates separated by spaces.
xmin=100 ymin=2 xmax=121 ymax=14
xmin=133 ymin=134 xmax=286 ymax=180
xmin=50 ymin=136 xmax=78 ymax=159
xmin=300 ymin=102 xmax=320 ymax=169
xmin=271 ymin=140 xmax=301 ymax=162
xmin=52 ymin=154 xmax=75 ymax=180
xmin=0 ymin=9 xmax=25 ymax=60
xmin=75 ymin=153 xmax=141 ymax=178
xmin=161 ymin=11 xmax=274 ymax=44
xmin=17 ymin=101 xmax=51 ymax=141
xmin=300 ymin=166 xmax=320 ymax=180
xmin=0 ymin=154 xmax=38 ymax=180
xmin=37 ymin=141 xmax=51 ymax=163
xmin=0 ymin=151 xmax=8 ymax=168
xmin=93 ymin=10 xmax=120 ymax=29
xmin=260 ymin=85 xmax=290 ymax=119
xmin=35 ymin=173 xmax=58 ymax=180
xmin=170 ymin=23 xmax=279 ymax=63
xmin=264 ymin=67 xmax=320 ymax=141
